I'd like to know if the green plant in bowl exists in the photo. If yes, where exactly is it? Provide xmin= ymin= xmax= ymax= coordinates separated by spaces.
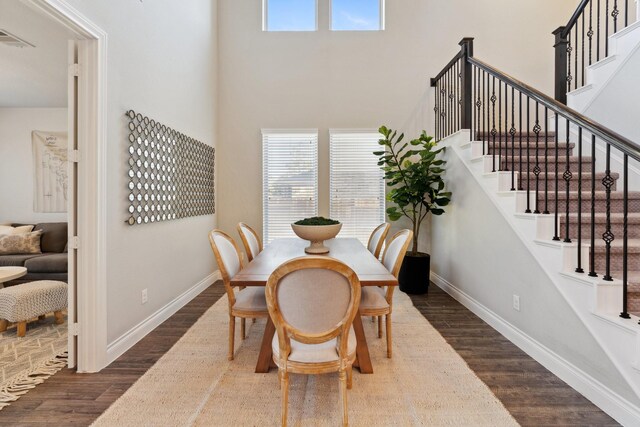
xmin=291 ymin=217 xmax=342 ymax=254
xmin=294 ymin=217 xmax=340 ymax=226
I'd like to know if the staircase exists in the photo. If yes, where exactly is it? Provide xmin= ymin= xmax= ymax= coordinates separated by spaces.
xmin=428 ymin=8 xmax=640 ymax=419
xmin=484 ymin=134 xmax=640 ymax=315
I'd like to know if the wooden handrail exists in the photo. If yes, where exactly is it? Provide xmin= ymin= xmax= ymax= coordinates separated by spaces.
xmin=561 ymin=0 xmax=591 ymax=38
xmin=468 ymin=56 xmax=640 ymax=161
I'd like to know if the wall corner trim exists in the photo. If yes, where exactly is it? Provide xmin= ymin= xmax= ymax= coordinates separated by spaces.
xmin=106 ymin=270 xmax=221 ymax=365
xmin=430 ymin=271 xmax=640 ymax=427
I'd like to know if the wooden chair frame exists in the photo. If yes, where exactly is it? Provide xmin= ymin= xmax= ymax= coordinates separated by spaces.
xmin=236 ymin=222 xmax=263 ymax=262
xmin=367 ymin=222 xmax=390 ymax=259
xmin=208 ymin=229 xmax=268 ymax=360
xmin=360 ymin=229 xmax=413 ymax=358
xmin=266 ymin=256 xmax=361 ymax=427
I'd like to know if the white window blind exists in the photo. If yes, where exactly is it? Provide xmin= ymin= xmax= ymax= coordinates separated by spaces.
xmin=330 ymin=130 xmax=385 ymax=246
xmin=263 ymin=130 xmax=318 ymax=244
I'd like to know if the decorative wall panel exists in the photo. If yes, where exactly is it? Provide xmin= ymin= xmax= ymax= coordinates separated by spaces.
xmin=125 ymin=110 xmax=215 ymax=225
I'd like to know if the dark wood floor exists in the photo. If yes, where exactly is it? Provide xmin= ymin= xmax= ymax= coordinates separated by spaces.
xmin=1 ymin=282 xmax=617 ymax=426
xmin=410 ymin=286 xmax=618 ymax=427
xmin=0 ymin=284 xmax=225 ymax=426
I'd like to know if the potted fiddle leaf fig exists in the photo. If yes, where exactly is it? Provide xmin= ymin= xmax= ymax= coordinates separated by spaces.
xmin=374 ymin=126 xmax=451 ymax=294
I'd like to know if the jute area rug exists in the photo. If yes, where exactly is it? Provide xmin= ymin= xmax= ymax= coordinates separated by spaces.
xmin=0 ymin=313 xmax=67 ymax=410
xmin=93 ymin=290 xmax=518 ymax=426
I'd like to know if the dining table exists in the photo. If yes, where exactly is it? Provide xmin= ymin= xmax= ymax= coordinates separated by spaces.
xmin=230 ymin=237 xmax=398 ymax=374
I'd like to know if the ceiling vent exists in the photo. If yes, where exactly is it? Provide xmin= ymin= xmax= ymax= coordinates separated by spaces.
xmin=0 ymin=29 xmax=35 ymax=48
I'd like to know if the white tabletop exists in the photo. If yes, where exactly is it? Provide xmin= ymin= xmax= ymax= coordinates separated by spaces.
xmin=0 ymin=266 xmax=27 ymax=285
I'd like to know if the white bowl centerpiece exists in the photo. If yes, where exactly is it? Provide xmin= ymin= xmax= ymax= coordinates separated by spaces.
xmin=291 ymin=217 xmax=342 ymax=254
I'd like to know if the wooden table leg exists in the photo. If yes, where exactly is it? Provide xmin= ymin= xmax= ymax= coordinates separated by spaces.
xmin=255 ymin=316 xmax=276 ymax=373
xmin=352 ymin=312 xmax=373 ymax=374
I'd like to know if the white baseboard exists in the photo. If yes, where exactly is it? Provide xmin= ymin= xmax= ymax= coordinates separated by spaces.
xmin=431 ymin=271 xmax=640 ymax=427
xmin=106 ymin=270 xmax=222 ymax=364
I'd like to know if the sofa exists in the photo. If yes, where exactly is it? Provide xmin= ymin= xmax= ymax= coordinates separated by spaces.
xmin=0 ymin=222 xmax=68 ymax=286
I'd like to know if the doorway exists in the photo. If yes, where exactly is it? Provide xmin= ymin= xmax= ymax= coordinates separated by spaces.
xmin=22 ymin=0 xmax=108 ymax=373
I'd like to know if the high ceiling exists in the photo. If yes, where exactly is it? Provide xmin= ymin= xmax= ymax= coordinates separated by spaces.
xmin=0 ymin=0 xmax=72 ymax=108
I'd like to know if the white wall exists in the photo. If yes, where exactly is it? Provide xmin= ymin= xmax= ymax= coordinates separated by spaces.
xmin=583 ymin=46 xmax=640 ymax=142
xmin=63 ymin=0 xmax=218 ymax=346
xmin=431 ymin=143 xmax=640 ymax=408
xmin=217 ymin=0 xmax=577 ymax=253
xmin=0 ymin=108 xmax=68 ymax=223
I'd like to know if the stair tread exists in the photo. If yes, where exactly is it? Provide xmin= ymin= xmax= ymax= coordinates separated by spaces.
xmin=610 ymin=271 xmax=640 ymax=286
xmin=520 ymin=171 xmax=619 ymax=178
xmin=592 ymin=239 xmax=640 ymax=250
xmin=548 ymin=191 xmax=640 ymax=199
xmin=502 ymin=155 xmax=590 ymax=161
xmin=561 ymin=212 xmax=640 ymax=220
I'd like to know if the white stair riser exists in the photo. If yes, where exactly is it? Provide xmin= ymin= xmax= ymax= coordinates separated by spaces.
xmin=444 ymin=131 xmax=640 ymax=415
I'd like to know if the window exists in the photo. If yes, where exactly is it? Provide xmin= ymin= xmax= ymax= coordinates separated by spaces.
xmin=330 ymin=130 xmax=385 ymax=245
xmin=331 ymin=0 xmax=384 ymax=31
xmin=263 ymin=0 xmax=317 ymax=32
xmin=262 ymin=130 xmax=318 ymax=244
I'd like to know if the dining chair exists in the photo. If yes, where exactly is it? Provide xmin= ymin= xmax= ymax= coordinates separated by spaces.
xmin=208 ymin=229 xmax=269 ymax=360
xmin=360 ymin=229 xmax=412 ymax=358
xmin=266 ymin=256 xmax=361 ymax=427
xmin=237 ymin=222 xmax=263 ymax=262
xmin=367 ymin=222 xmax=390 ymax=259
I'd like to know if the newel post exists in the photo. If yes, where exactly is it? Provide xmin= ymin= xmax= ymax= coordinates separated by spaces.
xmin=459 ymin=37 xmax=474 ymax=132
xmin=553 ymin=26 xmax=569 ymax=104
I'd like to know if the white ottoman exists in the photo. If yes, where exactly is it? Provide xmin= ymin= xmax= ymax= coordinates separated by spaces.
xmin=0 ymin=280 xmax=67 ymax=337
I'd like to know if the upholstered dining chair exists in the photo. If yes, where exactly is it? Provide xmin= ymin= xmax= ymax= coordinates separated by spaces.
xmin=237 ymin=222 xmax=263 ymax=262
xmin=266 ymin=256 xmax=361 ymax=427
xmin=208 ymin=229 xmax=269 ymax=360
xmin=360 ymin=229 xmax=412 ymax=358
xmin=367 ymin=222 xmax=390 ymax=259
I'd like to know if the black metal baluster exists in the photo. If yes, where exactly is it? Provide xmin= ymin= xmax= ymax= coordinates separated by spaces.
xmin=447 ymin=70 xmax=451 ymax=137
xmin=433 ymin=81 xmax=441 ymax=141
xmin=597 ymin=0 xmax=602 ymax=61
xmin=440 ymin=81 xmax=445 ymax=140
xmin=504 ymin=81 xmax=509 ymax=172
xmin=589 ymin=1 xmax=594 ymax=66
xmin=622 ymin=154 xmax=630 ymax=318
xmin=576 ymin=127 xmax=584 ymax=272
xmin=447 ymin=68 xmax=455 ymax=136
xmin=567 ymin=33 xmax=573 ymax=92
xmin=509 ymin=86 xmax=522 ymax=191
xmin=564 ymin=119 xmax=572 ymax=242
xmin=473 ymin=66 xmax=476 ymax=139
xmin=453 ymin=63 xmax=457 ymax=133
xmin=575 ymin=25 xmax=579 ymax=90
xmin=589 ymin=134 xmax=598 ymax=275
xmin=458 ymin=61 xmax=461 ymax=132
xmin=582 ymin=12 xmax=586 ymax=86
xmin=613 ymin=0 xmax=619 ymax=33
xmin=476 ymin=67 xmax=482 ymax=142
xmin=534 ymin=103 xmax=541 ymax=214
xmin=510 ymin=87 xmax=516 ymax=191
xmin=519 ymin=92 xmax=523 ymax=190
xmin=499 ymin=80 xmax=503 ymax=171
xmin=491 ymin=76 xmax=497 ymax=172
xmin=625 ymin=0 xmax=628 ymax=27
xmin=443 ymin=72 xmax=447 ymax=138
xmin=553 ymin=114 xmax=561 ymax=240
xmin=459 ymin=60 xmax=463 ymax=132
xmin=454 ymin=62 xmax=459 ymax=133
xmin=606 ymin=0 xmax=610 ymax=56
xmin=526 ymin=97 xmax=531 ymax=213
xmin=486 ymin=71 xmax=490 ymax=155
xmin=544 ymin=106 xmax=550 ymax=214
xmin=603 ymin=143 xmax=614 ymax=280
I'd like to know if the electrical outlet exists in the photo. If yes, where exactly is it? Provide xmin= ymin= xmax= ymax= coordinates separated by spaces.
xmin=513 ymin=295 xmax=520 ymax=311
xmin=141 ymin=288 xmax=148 ymax=304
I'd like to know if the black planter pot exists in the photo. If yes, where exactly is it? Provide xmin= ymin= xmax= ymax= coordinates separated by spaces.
xmin=398 ymin=252 xmax=430 ymax=294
